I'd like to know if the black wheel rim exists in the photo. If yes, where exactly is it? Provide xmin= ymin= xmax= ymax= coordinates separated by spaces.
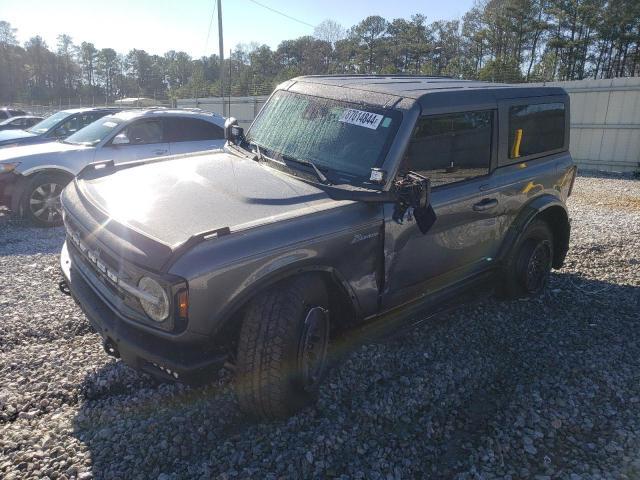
xmin=29 ymin=182 xmax=63 ymax=224
xmin=297 ymin=306 xmax=329 ymax=391
xmin=524 ymin=240 xmax=552 ymax=293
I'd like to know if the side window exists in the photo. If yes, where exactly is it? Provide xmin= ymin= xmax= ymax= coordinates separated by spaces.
xmin=121 ymin=120 xmax=163 ymax=145
xmin=508 ymin=103 xmax=565 ymax=159
xmin=76 ymin=112 xmax=103 ymax=130
xmin=10 ymin=119 xmax=24 ymax=127
xmin=165 ymin=118 xmax=224 ymax=142
xmin=53 ymin=115 xmax=79 ymax=137
xmin=0 ymin=111 xmax=9 ymax=120
xmin=405 ymin=111 xmax=493 ymax=187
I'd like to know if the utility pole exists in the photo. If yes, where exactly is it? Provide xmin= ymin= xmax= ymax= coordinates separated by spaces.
xmin=217 ymin=0 xmax=225 ymax=116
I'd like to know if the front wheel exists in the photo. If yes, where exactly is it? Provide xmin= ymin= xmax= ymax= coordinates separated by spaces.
xmin=21 ymin=172 xmax=70 ymax=227
xmin=499 ymin=219 xmax=554 ymax=298
xmin=235 ymin=276 xmax=330 ymax=418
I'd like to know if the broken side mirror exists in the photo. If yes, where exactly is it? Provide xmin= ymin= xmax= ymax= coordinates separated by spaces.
xmin=392 ymin=172 xmax=437 ymax=234
xmin=224 ymin=117 xmax=244 ymax=145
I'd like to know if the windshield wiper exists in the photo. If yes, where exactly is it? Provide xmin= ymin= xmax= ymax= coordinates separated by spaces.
xmin=246 ymin=143 xmax=330 ymax=185
xmin=281 ymin=155 xmax=330 ymax=185
xmin=248 ymin=141 xmax=264 ymax=162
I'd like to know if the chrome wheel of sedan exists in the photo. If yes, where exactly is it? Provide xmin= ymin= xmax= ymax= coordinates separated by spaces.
xmin=22 ymin=172 xmax=70 ymax=227
xmin=29 ymin=182 xmax=63 ymax=225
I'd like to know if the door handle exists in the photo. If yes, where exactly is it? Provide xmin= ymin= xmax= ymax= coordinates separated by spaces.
xmin=152 ymin=149 xmax=168 ymax=155
xmin=472 ymin=198 xmax=498 ymax=212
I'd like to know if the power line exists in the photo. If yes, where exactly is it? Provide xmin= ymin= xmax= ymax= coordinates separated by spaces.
xmin=204 ymin=0 xmax=218 ymax=53
xmin=244 ymin=0 xmax=315 ymax=29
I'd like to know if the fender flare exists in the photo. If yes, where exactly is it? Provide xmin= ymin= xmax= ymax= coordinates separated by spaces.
xmin=497 ymin=194 xmax=570 ymax=269
xmin=207 ymin=261 xmax=362 ymax=340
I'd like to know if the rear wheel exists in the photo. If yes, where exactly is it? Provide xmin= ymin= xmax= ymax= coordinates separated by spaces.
xmin=500 ymin=219 xmax=554 ymax=298
xmin=235 ymin=276 xmax=330 ymax=418
xmin=22 ymin=172 xmax=70 ymax=227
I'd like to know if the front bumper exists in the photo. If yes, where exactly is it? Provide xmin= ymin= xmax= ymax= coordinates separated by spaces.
xmin=60 ymin=241 xmax=227 ymax=383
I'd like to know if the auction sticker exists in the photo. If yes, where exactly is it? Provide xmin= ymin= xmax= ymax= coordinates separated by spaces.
xmin=339 ymin=108 xmax=384 ymax=130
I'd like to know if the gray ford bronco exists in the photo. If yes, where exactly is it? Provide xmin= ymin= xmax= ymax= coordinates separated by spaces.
xmin=59 ymin=76 xmax=576 ymax=418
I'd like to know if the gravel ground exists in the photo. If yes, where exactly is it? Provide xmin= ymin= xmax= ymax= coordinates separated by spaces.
xmin=1 ymin=174 xmax=639 ymax=480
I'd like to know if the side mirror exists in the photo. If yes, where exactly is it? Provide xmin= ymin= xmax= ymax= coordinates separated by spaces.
xmin=112 ymin=133 xmax=130 ymax=145
xmin=392 ymin=172 xmax=436 ymax=234
xmin=224 ymin=117 xmax=244 ymax=144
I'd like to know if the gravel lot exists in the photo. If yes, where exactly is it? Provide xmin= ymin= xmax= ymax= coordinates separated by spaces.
xmin=1 ymin=174 xmax=639 ymax=480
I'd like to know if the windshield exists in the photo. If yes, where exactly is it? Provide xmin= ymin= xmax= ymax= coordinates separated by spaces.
xmin=245 ymin=91 xmax=401 ymax=181
xmin=65 ymin=116 xmax=122 ymax=146
xmin=27 ymin=111 xmax=69 ymax=134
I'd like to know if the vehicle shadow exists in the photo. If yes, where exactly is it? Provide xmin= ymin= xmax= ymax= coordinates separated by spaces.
xmin=243 ymin=191 xmax=327 ymax=206
xmin=71 ymin=272 xmax=640 ymax=478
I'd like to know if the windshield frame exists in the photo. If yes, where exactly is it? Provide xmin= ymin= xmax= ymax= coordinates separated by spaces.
xmin=244 ymin=90 xmax=403 ymax=187
xmin=27 ymin=111 xmax=70 ymax=135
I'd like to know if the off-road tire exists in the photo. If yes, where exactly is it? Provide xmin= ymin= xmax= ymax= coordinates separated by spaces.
xmin=499 ymin=219 xmax=554 ymax=299
xmin=21 ymin=171 xmax=70 ymax=227
xmin=235 ymin=275 xmax=330 ymax=418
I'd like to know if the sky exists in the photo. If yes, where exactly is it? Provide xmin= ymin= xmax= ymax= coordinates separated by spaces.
xmin=1 ymin=0 xmax=475 ymax=58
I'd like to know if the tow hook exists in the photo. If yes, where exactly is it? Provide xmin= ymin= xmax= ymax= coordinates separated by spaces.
xmin=103 ymin=338 xmax=120 ymax=358
xmin=59 ymin=279 xmax=71 ymax=296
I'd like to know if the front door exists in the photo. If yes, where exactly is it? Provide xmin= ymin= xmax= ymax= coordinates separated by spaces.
xmin=382 ymin=109 xmax=501 ymax=309
xmin=97 ymin=119 xmax=170 ymax=163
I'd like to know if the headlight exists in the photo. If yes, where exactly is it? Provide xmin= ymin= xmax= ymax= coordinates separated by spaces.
xmin=0 ymin=162 xmax=20 ymax=173
xmin=137 ymin=276 xmax=170 ymax=322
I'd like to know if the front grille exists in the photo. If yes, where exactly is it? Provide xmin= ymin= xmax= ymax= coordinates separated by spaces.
xmin=64 ymin=215 xmax=182 ymax=335
xmin=64 ymin=218 xmax=148 ymax=318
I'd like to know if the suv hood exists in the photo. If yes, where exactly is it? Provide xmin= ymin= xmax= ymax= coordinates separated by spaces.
xmin=0 ymin=141 xmax=90 ymax=166
xmin=0 ymin=129 xmax=36 ymax=145
xmin=66 ymin=151 xmax=342 ymax=267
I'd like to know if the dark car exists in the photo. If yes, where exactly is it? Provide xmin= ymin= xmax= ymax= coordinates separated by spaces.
xmin=0 ymin=115 xmax=44 ymax=131
xmin=0 ymin=107 xmax=28 ymax=120
xmin=0 ymin=107 xmax=121 ymax=148
xmin=60 ymin=76 xmax=576 ymax=418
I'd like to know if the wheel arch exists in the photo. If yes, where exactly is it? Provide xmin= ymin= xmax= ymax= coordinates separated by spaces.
xmin=11 ymin=166 xmax=75 ymax=215
xmin=498 ymin=194 xmax=570 ymax=269
xmin=11 ymin=167 xmax=75 ymax=214
xmin=21 ymin=165 xmax=76 ymax=178
xmin=208 ymin=263 xmax=361 ymax=352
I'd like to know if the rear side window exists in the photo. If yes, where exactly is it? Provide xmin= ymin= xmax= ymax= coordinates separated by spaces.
xmin=165 ymin=118 xmax=224 ymax=142
xmin=508 ymin=103 xmax=565 ymax=159
xmin=0 ymin=111 xmax=8 ymax=120
xmin=405 ymin=111 xmax=493 ymax=187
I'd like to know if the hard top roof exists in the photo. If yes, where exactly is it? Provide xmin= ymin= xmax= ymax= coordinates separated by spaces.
xmin=289 ymin=75 xmax=567 ymax=109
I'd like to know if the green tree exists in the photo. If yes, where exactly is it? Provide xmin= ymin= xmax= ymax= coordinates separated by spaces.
xmin=350 ymin=15 xmax=389 ymax=73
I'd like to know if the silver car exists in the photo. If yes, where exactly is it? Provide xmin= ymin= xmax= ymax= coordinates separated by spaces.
xmin=0 ymin=109 xmax=226 ymax=226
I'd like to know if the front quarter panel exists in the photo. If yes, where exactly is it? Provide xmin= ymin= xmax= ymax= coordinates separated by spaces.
xmin=17 ymin=149 xmax=96 ymax=177
xmin=169 ymin=201 xmax=384 ymax=336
